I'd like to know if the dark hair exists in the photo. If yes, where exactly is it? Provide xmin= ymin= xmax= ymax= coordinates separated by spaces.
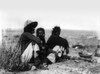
xmin=52 ymin=26 xmax=61 ymax=35
xmin=36 ymin=28 xmax=45 ymax=34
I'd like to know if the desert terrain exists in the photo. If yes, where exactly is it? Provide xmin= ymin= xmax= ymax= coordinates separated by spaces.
xmin=0 ymin=29 xmax=100 ymax=74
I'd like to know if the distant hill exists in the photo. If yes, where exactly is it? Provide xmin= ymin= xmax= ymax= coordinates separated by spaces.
xmin=2 ymin=29 xmax=99 ymax=49
xmin=2 ymin=29 xmax=97 ymax=39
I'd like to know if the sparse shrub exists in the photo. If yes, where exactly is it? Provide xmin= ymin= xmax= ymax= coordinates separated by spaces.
xmin=0 ymin=46 xmax=13 ymax=69
xmin=0 ymin=39 xmax=22 ymax=71
xmin=7 ymin=42 xmax=22 ymax=70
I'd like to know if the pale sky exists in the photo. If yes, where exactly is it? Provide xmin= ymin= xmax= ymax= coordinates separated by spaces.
xmin=0 ymin=0 xmax=99 ymax=30
xmin=0 ymin=0 xmax=100 ymax=42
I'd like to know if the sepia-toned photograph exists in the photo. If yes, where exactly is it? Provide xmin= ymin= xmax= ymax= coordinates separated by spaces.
xmin=0 ymin=0 xmax=100 ymax=74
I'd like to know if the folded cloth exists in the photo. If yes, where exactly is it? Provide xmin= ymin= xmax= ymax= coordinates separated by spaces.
xmin=21 ymin=42 xmax=34 ymax=63
xmin=47 ymin=53 xmax=56 ymax=63
xmin=33 ymin=44 xmax=40 ymax=58
xmin=52 ymin=45 xmax=64 ymax=57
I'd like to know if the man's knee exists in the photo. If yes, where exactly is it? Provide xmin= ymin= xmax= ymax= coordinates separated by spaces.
xmin=53 ymin=45 xmax=60 ymax=52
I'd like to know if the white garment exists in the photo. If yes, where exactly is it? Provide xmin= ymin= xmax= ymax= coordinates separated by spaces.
xmin=53 ymin=46 xmax=60 ymax=52
xmin=47 ymin=46 xmax=65 ymax=63
xmin=21 ymin=43 xmax=40 ymax=63
xmin=33 ymin=44 xmax=40 ymax=58
xmin=52 ymin=45 xmax=64 ymax=57
xmin=47 ymin=53 xmax=56 ymax=63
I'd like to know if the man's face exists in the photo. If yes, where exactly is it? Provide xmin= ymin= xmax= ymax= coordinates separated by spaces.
xmin=37 ymin=30 xmax=44 ymax=37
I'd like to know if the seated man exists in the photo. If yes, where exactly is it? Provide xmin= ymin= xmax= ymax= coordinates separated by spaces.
xmin=9 ymin=20 xmax=42 ymax=71
xmin=36 ymin=27 xmax=48 ymax=67
xmin=9 ymin=20 xmax=47 ymax=71
xmin=47 ymin=26 xmax=69 ymax=63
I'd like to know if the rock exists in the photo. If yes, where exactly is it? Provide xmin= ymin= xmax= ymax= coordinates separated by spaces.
xmin=72 ymin=45 xmax=85 ymax=49
xmin=93 ymin=56 xmax=100 ymax=63
xmin=95 ymin=48 xmax=100 ymax=57
xmin=79 ymin=52 xmax=92 ymax=59
xmin=0 ymin=69 xmax=6 ymax=74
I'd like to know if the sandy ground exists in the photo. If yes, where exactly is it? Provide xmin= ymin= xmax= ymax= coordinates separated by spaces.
xmin=1 ymin=48 xmax=100 ymax=74
xmin=1 ymin=60 xmax=99 ymax=74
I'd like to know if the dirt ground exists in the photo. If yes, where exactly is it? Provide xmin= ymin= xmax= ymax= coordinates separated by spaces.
xmin=1 ymin=48 xmax=100 ymax=74
xmin=0 ymin=29 xmax=99 ymax=74
xmin=1 ymin=60 xmax=99 ymax=74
